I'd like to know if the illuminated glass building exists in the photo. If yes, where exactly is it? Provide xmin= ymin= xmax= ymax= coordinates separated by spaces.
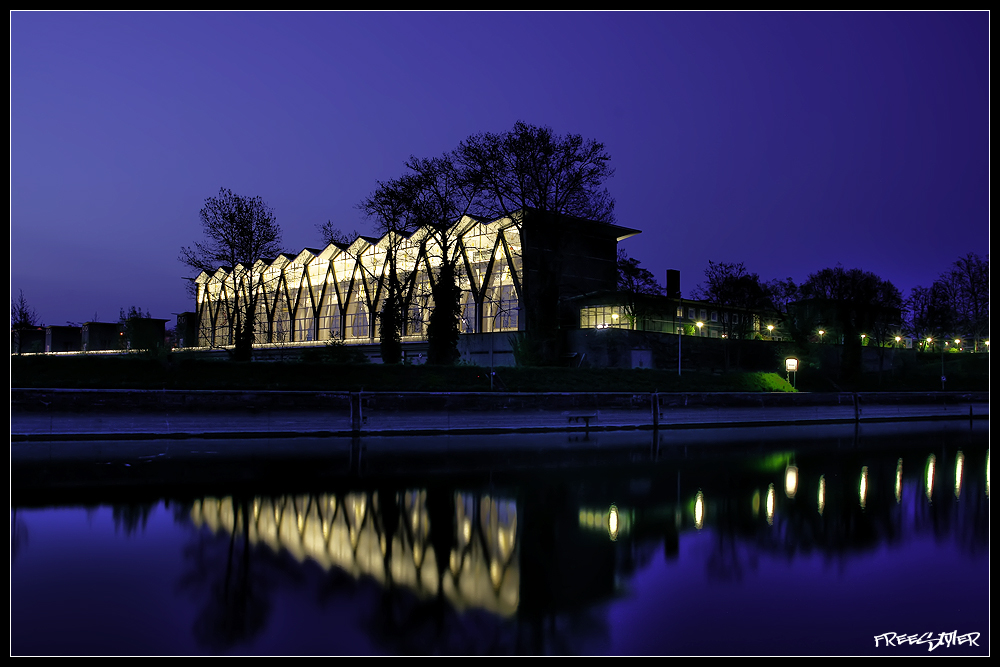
xmin=190 ymin=209 xmax=640 ymax=358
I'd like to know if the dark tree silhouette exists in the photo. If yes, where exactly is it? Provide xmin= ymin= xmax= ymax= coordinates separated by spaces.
xmin=799 ymin=266 xmax=902 ymax=384
xmin=316 ymin=220 xmax=361 ymax=248
xmin=360 ymin=156 xmax=477 ymax=365
xmin=180 ymin=188 xmax=283 ymax=362
xmin=11 ymin=289 xmax=42 ymax=354
xmin=616 ymin=249 xmax=663 ymax=329
xmin=458 ymin=121 xmax=617 ymax=364
xmin=909 ymin=253 xmax=989 ymax=351
xmin=695 ymin=261 xmax=775 ymax=371
xmin=457 ymin=120 xmax=616 ymax=223
xmin=11 ymin=289 xmax=39 ymax=329
xmin=361 ymin=122 xmax=617 ymax=365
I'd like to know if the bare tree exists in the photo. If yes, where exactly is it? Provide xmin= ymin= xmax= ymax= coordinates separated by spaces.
xmin=457 ymin=120 xmax=615 ymax=223
xmin=360 ymin=156 xmax=479 ymax=365
xmin=906 ymin=253 xmax=989 ymax=352
xmin=800 ymin=266 xmax=902 ymax=383
xmin=457 ymin=121 xmax=616 ymax=364
xmin=695 ymin=262 xmax=769 ymax=340
xmin=944 ymin=252 xmax=989 ymax=351
xmin=695 ymin=261 xmax=772 ymax=371
xmin=11 ymin=290 xmax=41 ymax=354
xmin=180 ymin=188 xmax=283 ymax=362
xmin=616 ymin=249 xmax=663 ymax=329
xmin=316 ymin=221 xmax=361 ymax=248
xmin=11 ymin=290 xmax=39 ymax=330
xmin=357 ymin=186 xmax=411 ymax=365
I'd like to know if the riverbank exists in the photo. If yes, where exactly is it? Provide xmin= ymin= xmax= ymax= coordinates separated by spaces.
xmin=11 ymin=388 xmax=988 ymax=440
xmin=11 ymin=352 xmax=990 ymax=393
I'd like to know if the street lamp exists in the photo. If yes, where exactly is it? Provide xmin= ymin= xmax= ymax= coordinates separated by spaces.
xmin=818 ymin=329 xmax=825 ymax=344
xmin=767 ymin=324 xmax=774 ymax=339
xmin=941 ymin=342 xmax=947 ymax=389
xmin=785 ymin=357 xmax=799 ymax=389
xmin=696 ymin=321 xmax=704 ymax=337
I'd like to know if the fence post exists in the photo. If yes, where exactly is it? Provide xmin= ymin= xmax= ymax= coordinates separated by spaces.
xmin=651 ymin=392 xmax=659 ymax=429
xmin=351 ymin=391 xmax=363 ymax=434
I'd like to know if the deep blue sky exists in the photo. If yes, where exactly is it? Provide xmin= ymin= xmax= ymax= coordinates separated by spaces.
xmin=11 ymin=11 xmax=989 ymax=328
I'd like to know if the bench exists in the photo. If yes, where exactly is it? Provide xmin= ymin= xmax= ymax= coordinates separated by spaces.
xmin=567 ymin=413 xmax=598 ymax=427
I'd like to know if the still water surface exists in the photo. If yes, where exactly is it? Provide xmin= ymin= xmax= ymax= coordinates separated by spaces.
xmin=11 ymin=422 xmax=989 ymax=655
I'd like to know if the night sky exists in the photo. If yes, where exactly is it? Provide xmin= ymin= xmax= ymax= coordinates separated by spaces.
xmin=10 ymin=11 xmax=989 ymax=329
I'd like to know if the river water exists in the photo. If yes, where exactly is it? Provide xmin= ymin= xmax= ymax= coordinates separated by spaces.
xmin=11 ymin=421 xmax=989 ymax=655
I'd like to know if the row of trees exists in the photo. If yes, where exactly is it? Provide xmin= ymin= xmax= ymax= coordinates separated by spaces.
xmin=614 ymin=252 xmax=987 ymax=378
xmin=617 ymin=252 xmax=987 ymax=351
xmin=906 ymin=253 xmax=989 ymax=352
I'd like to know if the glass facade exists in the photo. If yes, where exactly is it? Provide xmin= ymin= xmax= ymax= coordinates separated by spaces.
xmin=194 ymin=215 xmax=524 ymax=348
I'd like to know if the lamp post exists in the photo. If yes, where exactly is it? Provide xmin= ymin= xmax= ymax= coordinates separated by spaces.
xmin=893 ymin=336 xmax=901 ymax=375
xmin=767 ymin=324 xmax=774 ymax=340
xmin=696 ymin=321 xmax=703 ymax=337
xmin=785 ymin=357 xmax=799 ymax=389
xmin=818 ymin=330 xmax=825 ymax=344
xmin=677 ymin=298 xmax=682 ymax=377
xmin=940 ymin=340 xmax=945 ymax=390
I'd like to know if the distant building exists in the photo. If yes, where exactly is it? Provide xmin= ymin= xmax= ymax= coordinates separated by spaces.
xmin=11 ymin=327 xmax=45 ymax=354
xmin=45 ymin=325 xmax=81 ymax=353
xmin=122 ymin=317 xmax=170 ymax=351
xmin=82 ymin=322 xmax=120 ymax=351
xmin=575 ymin=292 xmax=772 ymax=340
xmin=175 ymin=312 xmax=198 ymax=349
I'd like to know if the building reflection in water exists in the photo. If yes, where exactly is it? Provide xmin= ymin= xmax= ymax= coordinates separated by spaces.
xmin=895 ymin=458 xmax=903 ymax=504
xmin=9 ymin=425 xmax=991 ymax=656
xmin=190 ymin=490 xmax=520 ymax=618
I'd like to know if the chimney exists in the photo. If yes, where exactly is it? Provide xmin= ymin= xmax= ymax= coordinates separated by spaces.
xmin=666 ymin=269 xmax=681 ymax=299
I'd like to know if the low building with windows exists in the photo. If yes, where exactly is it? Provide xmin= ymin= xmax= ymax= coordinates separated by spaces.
xmin=188 ymin=209 xmax=640 ymax=363
xmin=576 ymin=294 xmax=773 ymax=340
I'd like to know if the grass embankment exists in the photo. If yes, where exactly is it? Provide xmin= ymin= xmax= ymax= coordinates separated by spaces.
xmin=12 ymin=355 xmax=796 ymax=393
xmin=12 ymin=351 xmax=986 ymax=393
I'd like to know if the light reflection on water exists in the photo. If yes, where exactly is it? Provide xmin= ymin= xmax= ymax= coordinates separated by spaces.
xmin=11 ymin=422 xmax=989 ymax=655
